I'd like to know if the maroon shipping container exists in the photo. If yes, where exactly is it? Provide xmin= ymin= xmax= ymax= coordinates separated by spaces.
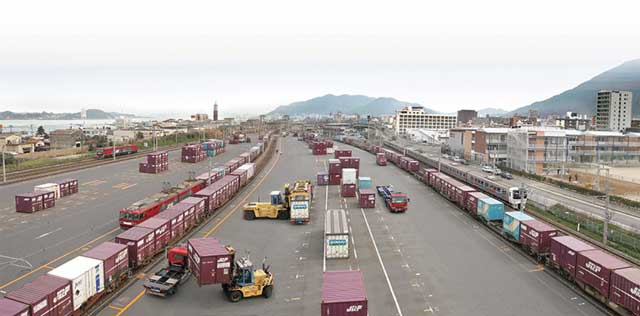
xmin=115 ymin=226 xmax=156 ymax=268
xmin=41 ymin=191 xmax=55 ymax=210
xmin=334 ymin=149 xmax=352 ymax=159
xmin=239 ymin=152 xmax=251 ymax=164
xmin=358 ymin=189 xmax=376 ymax=208
xmin=188 ymin=238 xmax=235 ymax=286
xmin=408 ymin=160 xmax=419 ymax=172
xmin=138 ymin=217 xmax=172 ymax=249
xmin=194 ymin=186 xmax=224 ymax=215
xmin=550 ymin=236 xmax=596 ymax=278
xmin=15 ymin=192 xmax=45 ymax=213
xmin=180 ymin=196 xmax=207 ymax=223
xmin=329 ymin=174 xmax=342 ymax=185
xmin=454 ymin=185 xmax=476 ymax=208
xmin=611 ymin=267 xmax=640 ymax=315
xmin=576 ymin=250 xmax=630 ymax=299
xmin=230 ymin=168 xmax=248 ymax=187
xmin=81 ymin=242 xmax=129 ymax=291
xmin=0 ymin=298 xmax=29 ymax=316
xmin=338 ymin=157 xmax=350 ymax=169
xmin=349 ymin=157 xmax=360 ymax=169
xmin=341 ymin=183 xmax=356 ymax=197
xmin=322 ymin=270 xmax=367 ymax=316
xmin=58 ymin=179 xmax=78 ymax=195
xmin=156 ymin=208 xmax=185 ymax=241
xmin=376 ymin=153 xmax=387 ymax=166
xmin=465 ymin=191 xmax=489 ymax=216
xmin=317 ymin=173 xmax=329 ymax=186
xmin=6 ymin=274 xmax=73 ymax=316
xmin=328 ymin=159 xmax=342 ymax=175
xmin=519 ymin=220 xmax=559 ymax=255
xmin=166 ymin=203 xmax=196 ymax=232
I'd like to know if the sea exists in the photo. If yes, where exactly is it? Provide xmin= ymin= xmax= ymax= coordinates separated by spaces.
xmin=0 ymin=118 xmax=150 ymax=134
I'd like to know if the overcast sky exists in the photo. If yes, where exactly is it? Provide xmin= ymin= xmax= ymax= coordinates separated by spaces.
xmin=1 ymin=0 xmax=639 ymax=117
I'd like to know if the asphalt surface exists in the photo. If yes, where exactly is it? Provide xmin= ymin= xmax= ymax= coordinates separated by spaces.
xmin=95 ymin=137 xmax=607 ymax=316
xmin=0 ymin=141 xmax=257 ymax=291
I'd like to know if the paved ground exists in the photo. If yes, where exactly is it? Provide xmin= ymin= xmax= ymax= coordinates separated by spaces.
xmin=95 ymin=137 xmax=607 ymax=316
xmin=0 ymin=141 xmax=256 ymax=291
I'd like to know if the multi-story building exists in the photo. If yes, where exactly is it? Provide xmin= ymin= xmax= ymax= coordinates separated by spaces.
xmin=49 ymin=129 xmax=83 ymax=149
xmin=555 ymin=112 xmax=591 ymax=131
xmin=447 ymin=128 xmax=476 ymax=160
xmin=596 ymin=90 xmax=632 ymax=132
xmin=457 ymin=110 xmax=477 ymax=125
xmin=474 ymin=128 xmax=509 ymax=164
xmin=394 ymin=106 xmax=456 ymax=134
xmin=191 ymin=113 xmax=209 ymax=121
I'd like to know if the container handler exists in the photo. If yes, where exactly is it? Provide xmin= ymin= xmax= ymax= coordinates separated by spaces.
xmin=376 ymin=185 xmax=409 ymax=212
xmin=243 ymin=180 xmax=313 ymax=224
xmin=143 ymin=246 xmax=190 ymax=297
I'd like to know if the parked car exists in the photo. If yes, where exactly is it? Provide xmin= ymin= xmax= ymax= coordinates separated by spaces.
xmin=459 ymin=159 xmax=468 ymax=165
xmin=501 ymin=172 xmax=513 ymax=180
xmin=482 ymin=165 xmax=494 ymax=173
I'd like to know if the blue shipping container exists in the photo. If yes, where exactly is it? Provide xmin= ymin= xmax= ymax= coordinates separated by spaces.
xmin=477 ymin=197 xmax=504 ymax=221
xmin=206 ymin=149 xmax=216 ymax=157
xmin=358 ymin=177 xmax=372 ymax=189
xmin=502 ymin=211 xmax=534 ymax=240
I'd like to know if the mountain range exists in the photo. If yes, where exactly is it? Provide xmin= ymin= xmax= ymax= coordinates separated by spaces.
xmin=268 ymin=94 xmax=428 ymax=116
xmin=0 ymin=109 xmax=136 ymax=120
xmin=509 ymin=59 xmax=640 ymax=116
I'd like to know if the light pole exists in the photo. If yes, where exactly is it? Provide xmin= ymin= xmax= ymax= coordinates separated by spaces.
xmin=2 ymin=145 xmax=6 ymax=183
xmin=602 ymin=166 xmax=612 ymax=246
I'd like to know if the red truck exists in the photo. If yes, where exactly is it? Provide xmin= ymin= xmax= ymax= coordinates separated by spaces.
xmin=376 ymin=185 xmax=409 ymax=212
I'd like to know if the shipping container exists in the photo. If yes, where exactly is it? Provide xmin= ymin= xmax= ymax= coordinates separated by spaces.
xmin=376 ymin=153 xmax=387 ymax=166
xmin=325 ymin=210 xmax=350 ymax=259
xmin=341 ymin=183 xmax=356 ymax=197
xmin=322 ymin=270 xmax=367 ymax=316
xmin=165 ymin=203 xmax=196 ymax=232
xmin=0 ymin=298 xmax=29 ymax=316
xmin=357 ymin=177 xmax=372 ymax=190
xmin=42 ymin=192 xmax=55 ymax=209
xmin=6 ymin=274 xmax=72 ymax=316
xmin=576 ymin=250 xmax=631 ymax=299
xmin=502 ymin=211 xmax=533 ymax=240
xmin=180 ymin=196 xmax=207 ymax=223
xmin=477 ymin=197 xmax=504 ymax=222
xmin=81 ymin=242 xmax=129 ymax=291
xmin=115 ymin=226 xmax=156 ymax=268
xmin=358 ymin=189 xmax=376 ymax=208
xmin=342 ymin=168 xmax=357 ymax=185
xmin=237 ymin=163 xmax=256 ymax=180
xmin=15 ymin=192 xmax=44 ymax=213
xmin=464 ymin=192 xmax=488 ymax=216
xmin=193 ymin=186 xmax=223 ymax=216
xmin=408 ymin=160 xmax=419 ymax=172
xmin=329 ymin=174 xmax=342 ymax=185
xmin=334 ymin=149 xmax=352 ymax=159
xmin=34 ymin=183 xmax=60 ymax=200
xmin=610 ymin=267 xmax=640 ymax=315
xmin=187 ymin=238 xmax=235 ymax=286
xmin=47 ymin=256 xmax=105 ymax=312
xmin=230 ymin=168 xmax=248 ymax=187
xmin=156 ymin=208 xmax=185 ymax=241
xmin=328 ymin=159 xmax=342 ymax=175
xmin=55 ymin=179 xmax=78 ymax=197
xmin=519 ymin=220 xmax=559 ymax=256
xmin=349 ymin=157 xmax=360 ymax=169
xmin=549 ymin=235 xmax=596 ymax=278
xmin=137 ymin=217 xmax=172 ymax=249
xmin=317 ymin=173 xmax=329 ymax=186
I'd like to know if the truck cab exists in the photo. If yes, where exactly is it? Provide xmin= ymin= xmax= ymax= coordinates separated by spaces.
xmin=144 ymin=246 xmax=190 ymax=297
xmin=376 ymin=185 xmax=409 ymax=212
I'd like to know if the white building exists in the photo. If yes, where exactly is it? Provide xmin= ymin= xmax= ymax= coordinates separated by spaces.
xmin=596 ymin=90 xmax=632 ymax=132
xmin=394 ymin=106 xmax=456 ymax=135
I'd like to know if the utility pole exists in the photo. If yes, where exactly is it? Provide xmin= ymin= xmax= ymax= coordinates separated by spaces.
xmin=519 ymin=182 xmax=526 ymax=213
xmin=112 ymin=141 xmax=116 ymax=161
xmin=2 ymin=145 xmax=6 ymax=183
xmin=208 ymin=155 xmax=212 ymax=185
xmin=603 ymin=167 xmax=612 ymax=246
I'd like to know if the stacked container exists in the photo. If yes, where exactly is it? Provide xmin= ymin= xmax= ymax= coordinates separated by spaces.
xmin=5 ymin=274 xmax=73 ymax=316
xmin=328 ymin=159 xmax=342 ymax=185
xmin=325 ymin=209 xmax=350 ymax=259
xmin=140 ymin=151 xmax=169 ymax=174
xmin=313 ymin=141 xmax=327 ymax=155
xmin=502 ymin=211 xmax=534 ymax=241
xmin=358 ymin=177 xmax=372 ymax=189
xmin=188 ymin=238 xmax=235 ymax=286
xmin=358 ymin=189 xmax=376 ymax=208
xmin=202 ymin=139 xmax=224 ymax=157
xmin=376 ymin=153 xmax=387 ymax=166
xmin=334 ymin=149 xmax=352 ymax=158
xmin=322 ymin=270 xmax=367 ymax=316
xmin=317 ymin=172 xmax=329 ymax=186
xmin=181 ymin=143 xmax=206 ymax=163
xmin=341 ymin=168 xmax=357 ymax=197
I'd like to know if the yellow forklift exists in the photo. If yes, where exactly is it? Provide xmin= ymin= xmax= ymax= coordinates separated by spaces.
xmin=243 ymin=180 xmax=313 ymax=224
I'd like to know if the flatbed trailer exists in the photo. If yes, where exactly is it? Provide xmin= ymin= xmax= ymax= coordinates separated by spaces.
xmin=143 ymin=265 xmax=191 ymax=297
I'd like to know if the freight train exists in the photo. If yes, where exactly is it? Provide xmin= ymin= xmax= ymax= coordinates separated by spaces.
xmin=95 ymin=144 xmax=139 ymax=159
xmin=338 ymin=136 xmax=640 ymax=316
xmin=0 ymin=133 xmax=274 ymax=316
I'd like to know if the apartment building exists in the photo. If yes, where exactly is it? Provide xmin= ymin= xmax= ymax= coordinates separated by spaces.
xmin=394 ymin=106 xmax=456 ymax=134
xmin=457 ymin=110 xmax=477 ymax=125
xmin=474 ymin=128 xmax=509 ymax=164
xmin=447 ymin=128 xmax=476 ymax=160
xmin=596 ymin=90 xmax=632 ymax=132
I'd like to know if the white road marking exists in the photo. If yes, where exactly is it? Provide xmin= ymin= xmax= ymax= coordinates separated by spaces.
xmin=361 ymin=207 xmax=404 ymax=316
xmin=35 ymin=227 xmax=63 ymax=240
xmin=323 ymin=184 xmax=328 ymax=272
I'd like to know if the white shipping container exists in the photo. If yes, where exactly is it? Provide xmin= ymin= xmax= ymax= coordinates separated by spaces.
xmin=325 ymin=209 xmax=350 ymax=259
xmin=327 ymin=147 xmax=335 ymax=154
xmin=238 ymin=163 xmax=256 ymax=179
xmin=34 ymin=183 xmax=60 ymax=200
xmin=48 ymin=256 xmax=105 ymax=311
xmin=341 ymin=168 xmax=357 ymax=185
xmin=290 ymin=200 xmax=310 ymax=221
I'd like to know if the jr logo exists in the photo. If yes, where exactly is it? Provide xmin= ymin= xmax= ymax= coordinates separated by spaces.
xmin=586 ymin=261 xmax=602 ymax=273
xmin=631 ymin=287 xmax=640 ymax=298
xmin=346 ymin=305 xmax=363 ymax=312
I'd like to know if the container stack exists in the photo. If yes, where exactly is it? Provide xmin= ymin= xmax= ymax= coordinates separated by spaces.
xmin=181 ymin=144 xmax=206 ymax=163
xmin=312 ymin=141 xmax=327 ymax=155
xmin=317 ymin=172 xmax=329 ymax=186
xmin=334 ymin=149 xmax=352 ymax=159
xmin=358 ymin=188 xmax=376 ymax=208
xmin=341 ymin=168 xmax=357 ymax=197
xmin=140 ymin=151 xmax=169 ymax=174
xmin=358 ymin=177 xmax=372 ymax=189
xmin=328 ymin=159 xmax=342 ymax=185
xmin=202 ymin=139 xmax=225 ymax=157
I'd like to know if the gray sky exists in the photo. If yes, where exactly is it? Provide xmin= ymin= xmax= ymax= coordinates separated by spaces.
xmin=1 ymin=0 xmax=639 ymax=116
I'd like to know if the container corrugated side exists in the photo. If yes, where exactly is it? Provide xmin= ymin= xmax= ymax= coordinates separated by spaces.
xmin=187 ymin=238 xmax=234 ymax=285
xmin=322 ymin=270 xmax=367 ymax=316
xmin=325 ymin=210 xmax=350 ymax=259
xmin=47 ymin=256 xmax=105 ymax=311
xmin=611 ymin=267 xmax=640 ymax=314
xmin=5 ymin=274 xmax=73 ymax=316
xmin=81 ymin=242 xmax=129 ymax=291
xmin=0 ymin=298 xmax=29 ymax=316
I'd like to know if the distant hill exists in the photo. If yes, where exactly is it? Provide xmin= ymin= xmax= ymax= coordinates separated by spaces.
xmin=268 ymin=94 xmax=429 ymax=116
xmin=509 ymin=59 xmax=640 ymax=116
xmin=0 ymin=109 xmax=137 ymax=120
xmin=478 ymin=108 xmax=508 ymax=117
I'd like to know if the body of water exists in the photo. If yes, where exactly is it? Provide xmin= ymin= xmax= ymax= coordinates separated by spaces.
xmin=0 ymin=118 xmax=150 ymax=134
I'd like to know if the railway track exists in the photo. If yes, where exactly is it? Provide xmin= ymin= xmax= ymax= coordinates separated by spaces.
xmin=1 ymin=145 xmax=182 ymax=186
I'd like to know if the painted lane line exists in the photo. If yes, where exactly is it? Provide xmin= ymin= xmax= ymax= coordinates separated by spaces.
xmin=120 ymin=183 xmax=138 ymax=190
xmin=35 ymin=227 xmax=63 ymax=240
xmin=361 ymin=207 xmax=404 ymax=316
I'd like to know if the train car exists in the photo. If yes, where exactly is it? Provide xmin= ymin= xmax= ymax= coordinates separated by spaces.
xmin=119 ymin=179 xmax=206 ymax=229
xmin=96 ymin=144 xmax=139 ymax=159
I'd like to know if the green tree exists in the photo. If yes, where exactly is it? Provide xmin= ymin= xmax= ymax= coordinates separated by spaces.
xmin=36 ymin=125 xmax=48 ymax=138
xmin=136 ymin=131 xmax=144 ymax=140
